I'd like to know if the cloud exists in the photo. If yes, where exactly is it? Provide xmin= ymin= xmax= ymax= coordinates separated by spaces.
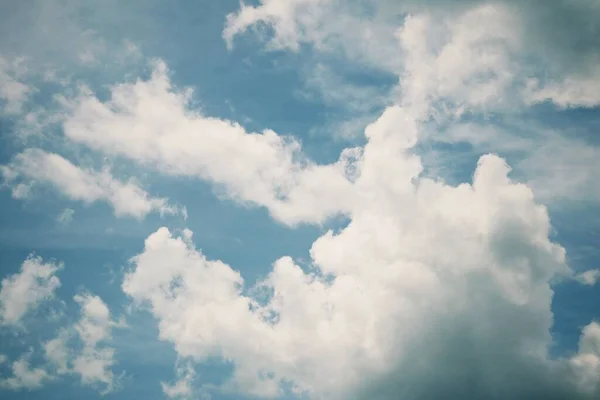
xmin=0 ymin=148 xmax=183 ymax=219
xmin=0 ymin=1 xmax=145 ymax=82
xmin=0 ymin=254 xmax=119 ymax=394
xmin=395 ymin=5 xmax=521 ymax=118
xmin=57 ymin=208 xmax=75 ymax=226
xmin=40 ymin=293 xmax=121 ymax=394
xmin=223 ymin=0 xmax=333 ymax=51
xmin=225 ymin=0 xmax=600 ymax=110
xmin=0 ymin=255 xmax=62 ymax=326
xmin=68 ymin=293 xmax=120 ymax=394
xmin=570 ymin=322 xmax=600 ymax=394
xmin=161 ymin=362 xmax=196 ymax=399
xmin=59 ymin=60 xmax=357 ymax=226
xmin=223 ymin=0 xmax=403 ymax=74
xmin=0 ymin=353 xmax=52 ymax=391
xmin=43 ymin=329 xmax=71 ymax=375
xmin=0 ymin=1 xmax=598 ymax=399
xmin=0 ymin=56 xmax=32 ymax=115
xmin=419 ymin=120 xmax=600 ymax=205
xmin=122 ymin=105 xmax=599 ymax=399
xmin=575 ymin=270 xmax=600 ymax=287
xmin=524 ymin=73 xmax=600 ymax=109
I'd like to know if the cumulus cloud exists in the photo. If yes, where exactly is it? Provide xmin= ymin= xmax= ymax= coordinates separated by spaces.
xmin=43 ymin=293 xmax=121 ymax=394
xmin=29 ymin=293 xmax=121 ymax=394
xmin=225 ymin=0 xmax=600 ymax=111
xmin=59 ymin=60 xmax=356 ymax=226
xmin=0 ymin=255 xmax=62 ymax=326
xmin=0 ymin=258 xmax=120 ymax=394
xmin=161 ymin=362 xmax=197 ymax=399
xmin=575 ymin=270 xmax=600 ymax=287
xmin=570 ymin=322 xmax=600 ymax=394
xmin=122 ymin=105 xmax=599 ymax=399
xmin=396 ymin=5 xmax=521 ymax=118
xmin=0 ymin=353 xmax=52 ymax=391
xmin=0 ymin=148 xmax=183 ymax=219
xmin=0 ymin=56 xmax=32 ymax=115
xmin=524 ymin=73 xmax=600 ymax=109
xmin=57 ymin=208 xmax=75 ymax=226
xmin=0 ymin=1 xmax=598 ymax=399
xmin=43 ymin=329 xmax=71 ymax=375
xmin=420 ymin=119 xmax=600 ymax=205
xmin=223 ymin=0 xmax=330 ymax=50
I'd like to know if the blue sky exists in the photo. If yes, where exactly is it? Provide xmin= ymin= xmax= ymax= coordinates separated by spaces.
xmin=1 ymin=1 xmax=600 ymax=399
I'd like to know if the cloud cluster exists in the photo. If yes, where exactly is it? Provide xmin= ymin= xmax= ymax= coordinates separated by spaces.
xmin=161 ymin=362 xmax=197 ymax=399
xmin=225 ymin=0 xmax=600 ymax=109
xmin=0 ymin=0 xmax=599 ymax=399
xmin=0 ymin=256 xmax=119 ymax=394
xmin=0 ymin=56 xmax=32 ymax=115
xmin=69 ymin=293 xmax=120 ymax=393
xmin=122 ymin=105 xmax=599 ymax=399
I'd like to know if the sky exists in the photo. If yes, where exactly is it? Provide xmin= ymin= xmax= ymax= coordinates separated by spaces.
xmin=0 ymin=0 xmax=600 ymax=399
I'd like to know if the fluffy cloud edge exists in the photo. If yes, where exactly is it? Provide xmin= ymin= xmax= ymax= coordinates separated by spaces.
xmin=0 ymin=148 xmax=185 ymax=220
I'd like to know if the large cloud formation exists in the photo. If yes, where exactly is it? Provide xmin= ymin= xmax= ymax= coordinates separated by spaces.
xmin=121 ymin=106 xmax=599 ymax=399
xmin=33 ymin=5 xmax=594 ymax=396
xmin=1 ymin=0 xmax=599 ymax=399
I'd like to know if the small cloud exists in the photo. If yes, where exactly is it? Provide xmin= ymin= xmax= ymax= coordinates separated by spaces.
xmin=71 ymin=293 xmax=121 ymax=394
xmin=161 ymin=361 xmax=197 ymax=400
xmin=0 ymin=56 xmax=33 ymax=115
xmin=57 ymin=208 xmax=75 ymax=226
xmin=0 ymin=255 xmax=62 ymax=326
xmin=44 ymin=329 xmax=71 ymax=375
xmin=0 ymin=352 xmax=52 ymax=391
xmin=575 ymin=269 xmax=600 ymax=286
xmin=1 ymin=149 xmax=180 ymax=220
xmin=41 ymin=292 xmax=123 ymax=393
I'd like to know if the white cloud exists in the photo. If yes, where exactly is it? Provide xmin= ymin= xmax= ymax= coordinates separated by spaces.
xmin=223 ymin=0 xmax=403 ymax=71
xmin=0 ymin=353 xmax=52 ymax=391
xmin=225 ymin=0 xmax=600 ymax=113
xmin=420 ymin=120 xmax=600 ymax=205
xmin=0 ymin=252 xmax=119 ymax=393
xmin=570 ymin=322 xmax=600 ymax=394
xmin=29 ymin=4 xmax=600 ymax=227
xmin=0 ymin=148 xmax=183 ymax=219
xmin=575 ymin=270 xmax=600 ymax=287
xmin=57 ymin=208 xmax=75 ymax=225
xmin=396 ymin=5 xmax=521 ymax=118
xmin=70 ymin=293 xmax=119 ymax=394
xmin=0 ymin=255 xmax=62 ymax=326
xmin=0 ymin=1 xmax=598 ymax=399
xmin=41 ymin=293 xmax=120 ymax=394
xmin=60 ymin=61 xmax=356 ymax=226
xmin=0 ymin=57 xmax=32 ymax=115
xmin=161 ymin=362 xmax=196 ymax=399
xmin=44 ymin=329 xmax=71 ymax=374
xmin=122 ymin=104 xmax=600 ymax=399
xmin=524 ymin=72 xmax=600 ymax=109
xmin=223 ymin=0 xmax=332 ymax=51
